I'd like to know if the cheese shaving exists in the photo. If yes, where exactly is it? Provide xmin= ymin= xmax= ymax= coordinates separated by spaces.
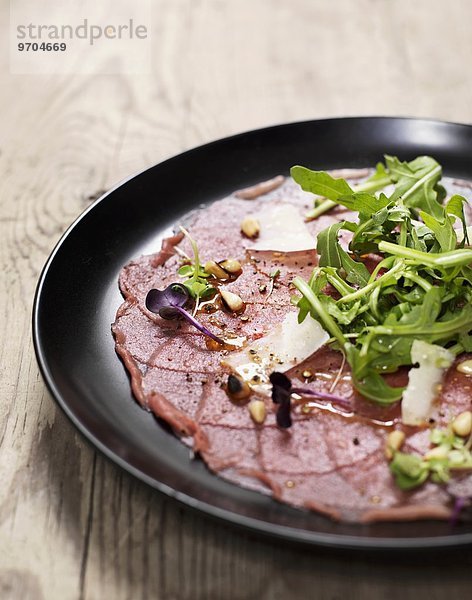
xmin=249 ymin=204 xmax=315 ymax=252
xmin=401 ymin=340 xmax=454 ymax=426
xmin=222 ymin=311 xmax=329 ymax=389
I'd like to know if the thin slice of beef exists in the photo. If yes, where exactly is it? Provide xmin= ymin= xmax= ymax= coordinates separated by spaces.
xmin=112 ymin=175 xmax=472 ymax=523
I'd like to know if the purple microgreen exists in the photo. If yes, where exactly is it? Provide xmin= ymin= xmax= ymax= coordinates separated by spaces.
xmin=146 ymin=283 xmax=189 ymax=319
xmin=146 ymin=283 xmax=224 ymax=345
xmin=276 ymin=400 xmax=292 ymax=429
xmin=269 ymin=371 xmax=353 ymax=429
xmin=172 ymin=305 xmax=224 ymax=343
xmin=269 ymin=372 xmax=292 ymax=428
xmin=449 ymin=496 xmax=468 ymax=527
xmin=270 ymin=372 xmax=292 ymax=398
xmin=291 ymin=386 xmax=352 ymax=411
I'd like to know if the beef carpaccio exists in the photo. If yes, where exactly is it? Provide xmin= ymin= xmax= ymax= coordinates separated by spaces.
xmin=112 ymin=171 xmax=472 ymax=523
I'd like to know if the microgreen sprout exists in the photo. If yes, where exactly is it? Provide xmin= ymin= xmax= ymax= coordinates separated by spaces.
xmin=329 ymin=352 xmax=346 ymax=393
xmin=269 ymin=371 xmax=352 ymax=429
xmin=389 ymin=452 xmax=430 ymax=490
xmin=145 ymin=283 xmax=224 ymax=344
xmin=389 ymin=424 xmax=472 ymax=492
xmin=266 ymin=268 xmax=280 ymax=300
xmin=449 ymin=497 xmax=468 ymax=527
xmin=178 ymin=226 xmax=216 ymax=314
xmin=270 ymin=371 xmax=292 ymax=428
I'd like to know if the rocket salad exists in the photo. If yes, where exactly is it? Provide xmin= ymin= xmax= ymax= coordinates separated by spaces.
xmin=291 ymin=155 xmax=472 ymax=406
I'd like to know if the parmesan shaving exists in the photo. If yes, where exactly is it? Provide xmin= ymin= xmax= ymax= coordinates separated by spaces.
xmin=401 ymin=340 xmax=454 ymax=426
xmin=249 ymin=204 xmax=315 ymax=252
xmin=222 ymin=311 xmax=329 ymax=389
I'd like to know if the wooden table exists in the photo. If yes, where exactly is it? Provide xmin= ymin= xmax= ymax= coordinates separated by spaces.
xmin=2 ymin=1 xmax=472 ymax=597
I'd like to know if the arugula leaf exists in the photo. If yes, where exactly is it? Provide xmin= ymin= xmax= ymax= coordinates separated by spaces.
xmin=347 ymin=346 xmax=405 ymax=403
xmin=319 ymin=295 xmax=361 ymax=326
xmin=316 ymin=222 xmax=370 ymax=287
xmin=386 ymin=155 xmax=444 ymax=218
xmin=414 ymin=193 xmax=469 ymax=253
xmin=336 ymin=191 xmax=391 ymax=216
xmin=292 ymin=276 xmax=346 ymax=348
xmin=378 ymin=240 xmax=472 ymax=269
xmin=291 ymin=155 xmax=472 ymax=407
xmin=293 ymin=165 xmax=392 ymax=221
xmin=459 ymin=330 xmax=472 ymax=352
xmin=366 ymin=161 xmax=390 ymax=183
xmin=290 ymin=166 xmax=354 ymax=200
xmin=447 ymin=194 xmax=470 ymax=245
xmin=446 ymin=194 xmax=467 ymax=222
xmin=316 ymin=223 xmax=345 ymax=269
xmin=419 ymin=210 xmax=456 ymax=252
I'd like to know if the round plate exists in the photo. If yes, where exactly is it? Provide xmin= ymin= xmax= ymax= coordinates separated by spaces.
xmin=33 ymin=117 xmax=472 ymax=550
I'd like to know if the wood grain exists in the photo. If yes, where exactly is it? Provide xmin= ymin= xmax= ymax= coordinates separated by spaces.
xmin=1 ymin=0 xmax=472 ymax=598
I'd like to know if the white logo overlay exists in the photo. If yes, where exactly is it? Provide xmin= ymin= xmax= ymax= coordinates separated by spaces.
xmin=10 ymin=0 xmax=152 ymax=74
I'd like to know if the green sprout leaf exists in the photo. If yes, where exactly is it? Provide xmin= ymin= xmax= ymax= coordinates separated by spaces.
xmin=178 ymin=227 xmax=216 ymax=304
xmin=390 ymin=452 xmax=430 ymax=490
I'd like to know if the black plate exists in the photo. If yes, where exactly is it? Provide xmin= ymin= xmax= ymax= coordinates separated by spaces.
xmin=33 ymin=117 xmax=472 ymax=550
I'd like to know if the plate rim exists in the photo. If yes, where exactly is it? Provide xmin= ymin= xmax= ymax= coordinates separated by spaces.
xmin=32 ymin=116 xmax=472 ymax=550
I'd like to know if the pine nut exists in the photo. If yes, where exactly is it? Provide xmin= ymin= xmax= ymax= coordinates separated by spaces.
xmin=226 ymin=374 xmax=251 ymax=403
xmin=452 ymin=411 xmax=472 ymax=437
xmin=249 ymin=400 xmax=266 ymax=424
xmin=220 ymin=289 xmax=245 ymax=313
xmin=219 ymin=258 xmax=242 ymax=274
xmin=204 ymin=260 xmax=229 ymax=280
xmin=424 ymin=445 xmax=449 ymax=460
xmin=385 ymin=430 xmax=405 ymax=460
xmin=241 ymin=216 xmax=260 ymax=239
xmin=457 ymin=359 xmax=472 ymax=375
